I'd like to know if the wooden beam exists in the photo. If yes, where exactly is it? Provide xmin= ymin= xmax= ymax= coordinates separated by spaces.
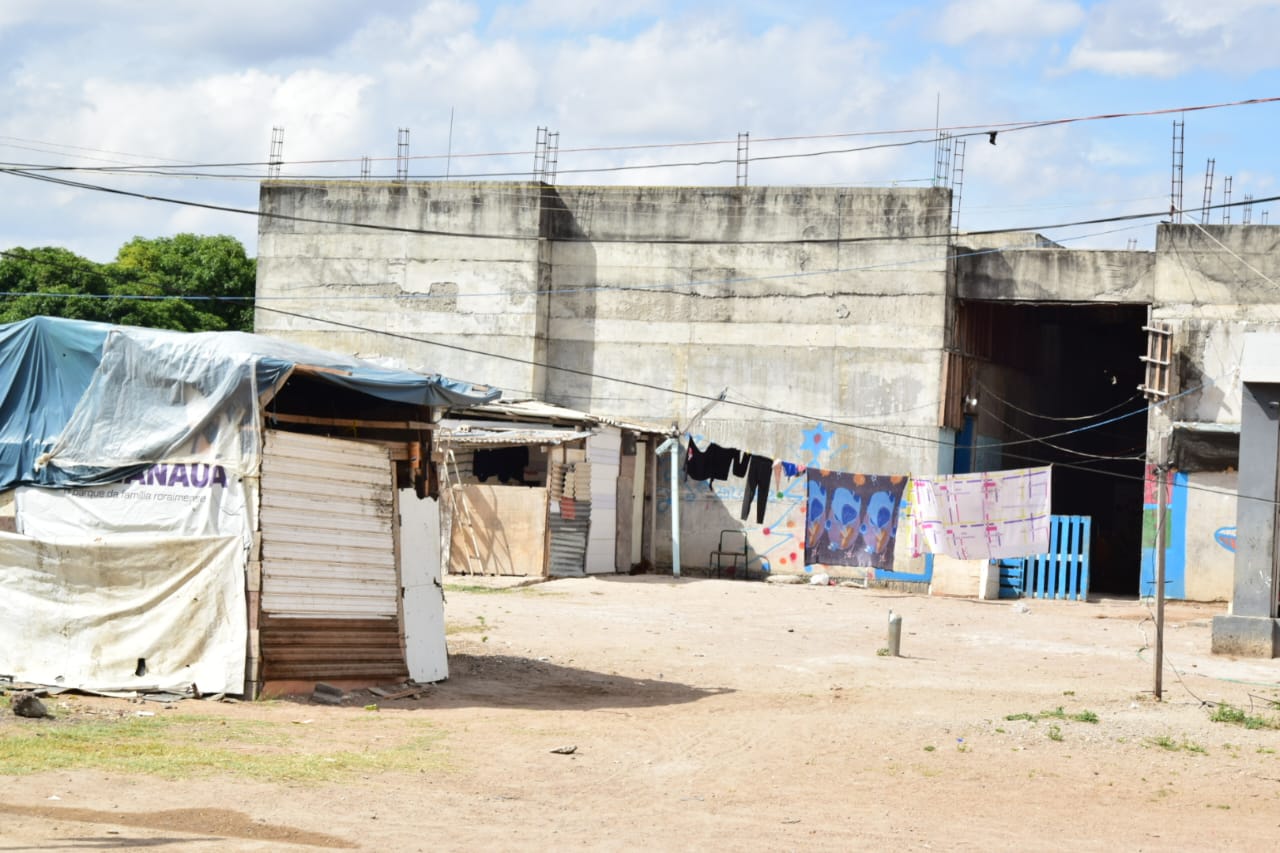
xmin=266 ymin=412 xmax=436 ymax=431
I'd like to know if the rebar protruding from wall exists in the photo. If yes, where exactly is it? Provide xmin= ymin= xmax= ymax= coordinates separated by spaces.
xmin=396 ymin=128 xmax=410 ymax=182
xmin=950 ymin=138 xmax=966 ymax=234
xmin=1201 ymin=158 xmax=1215 ymax=222
xmin=736 ymin=132 xmax=749 ymax=187
xmin=267 ymin=126 xmax=284 ymax=179
xmin=1169 ymin=120 xmax=1184 ymax=222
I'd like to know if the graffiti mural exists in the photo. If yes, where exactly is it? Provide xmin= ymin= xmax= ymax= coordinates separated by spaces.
xmin=1140 ymin=464 xmax=1188 ymax=599
xmin=1214 ymin=526 xmax=1237 ymax=553
xmin=803 ymin=469 xmax=906 ymax=569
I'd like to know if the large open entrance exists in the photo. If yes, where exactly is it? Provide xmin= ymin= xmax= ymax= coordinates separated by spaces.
xmin=952 ymin=301 xmax=1148 ymax=596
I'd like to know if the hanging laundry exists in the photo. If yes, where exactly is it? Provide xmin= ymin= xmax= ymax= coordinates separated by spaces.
xmin=684 ymin=440 xmax=743 ymax=491
xmin=780 ymin=460 xmax=803 ymax=478
xmin=739 ymin=453 xmax=774 ymax=523
xmin=803 ymin=469 xmax=907 ymax=570
xmin=685 ymin=440 xmax=708 ymax=481
xmin=706 ymin=443 xmax=742 ymax=481
xmin=908 ymin=466 xmax=1052 ymax=560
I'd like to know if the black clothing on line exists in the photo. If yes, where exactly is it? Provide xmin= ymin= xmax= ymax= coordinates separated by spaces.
xmin=740 ymin=453 xmax=774 ymax=523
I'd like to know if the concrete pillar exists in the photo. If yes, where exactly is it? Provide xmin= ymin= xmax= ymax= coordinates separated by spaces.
xmin=1212 ymin=335 xmax=1280 ymax=656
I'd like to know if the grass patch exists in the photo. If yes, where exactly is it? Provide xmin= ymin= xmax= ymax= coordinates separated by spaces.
xmin=1046 ymin=725 xmax=1064 ymax=742
xmin=1209 ymin=703 xmax=1280 ymax=730
xmin=446 ymin=614 xmax=490 ymax=636
xmin=443 ymin=583 xmax=516 ymax=594
xmin=0 ymin=713 xmax=445 ymax=783
xmin=1145 ymin=735 xmax=1205 ymax=754
xmin=1005 ymin=707 xmax=1099 ymax=725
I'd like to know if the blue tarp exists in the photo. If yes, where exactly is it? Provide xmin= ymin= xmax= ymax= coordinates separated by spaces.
xmin=0 ymin=316 xmax=499 ymax=489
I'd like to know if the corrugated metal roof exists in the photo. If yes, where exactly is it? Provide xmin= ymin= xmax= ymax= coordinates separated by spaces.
xmin=458 ymin=399 xmax=668 ymax=434
xmin=436 ymin=427 xmax=593 ymax=448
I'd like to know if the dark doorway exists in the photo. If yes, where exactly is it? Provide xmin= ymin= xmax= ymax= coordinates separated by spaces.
xmin=953 ymin=301 xmax=1148 ymax=596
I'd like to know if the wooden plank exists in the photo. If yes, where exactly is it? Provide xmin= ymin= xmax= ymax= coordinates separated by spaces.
xmin=1079 ymin=516 xmax=1092 ymax=601
xmin=1068 ymin=516 xmax=1082 ymax=600
xmin=448 ymin=484 xmax=549 ymax=576
xmin=267 ymin=412 xmax=436 ymax=431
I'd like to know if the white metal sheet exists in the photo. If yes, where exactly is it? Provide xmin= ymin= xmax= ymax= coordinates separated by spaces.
xmin=261 ymin=431 xmax=398 ymax=619
xmin=399 ymin=489 xmax=448 ymax=682
xmin=584 ymin=428 xmax=621 ymax=574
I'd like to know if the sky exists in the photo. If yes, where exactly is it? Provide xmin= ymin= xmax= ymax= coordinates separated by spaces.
xmin=2 ymin=0 xmax=1280 ymax=262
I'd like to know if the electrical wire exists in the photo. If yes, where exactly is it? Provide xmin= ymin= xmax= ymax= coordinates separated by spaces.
xmin=5 ymin=94 xmax=1276 ymax=174
xmin=977 ymin=380 xmax=1141 ymax=422
xmin=7 ymin=162 xmax=1277 ymax=248
xmin=976 ymin=402 xmax=1147 ymax=461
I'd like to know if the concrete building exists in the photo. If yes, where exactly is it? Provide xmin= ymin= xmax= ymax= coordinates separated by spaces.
xmin=254 ymin=180 xmax=1280 ymax=648
xmin=256 ymin=182 xmax=951 ymax=583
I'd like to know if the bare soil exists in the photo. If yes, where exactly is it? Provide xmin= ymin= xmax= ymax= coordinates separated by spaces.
xmin=4 ymin=575 xmax=1280 ymax=851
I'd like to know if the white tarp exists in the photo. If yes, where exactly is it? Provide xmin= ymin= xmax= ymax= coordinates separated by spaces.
xmin=40 ymin=328 xmax=279 ymax=478
xmin=0 ymin=532 xmax=246 ymax=694
xmin=15 ymin=462 xmax=248 ymax=542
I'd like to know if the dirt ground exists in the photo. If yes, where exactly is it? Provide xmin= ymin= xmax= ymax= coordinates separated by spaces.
xmin=3 ymin=575 xmax=1280 ymax=851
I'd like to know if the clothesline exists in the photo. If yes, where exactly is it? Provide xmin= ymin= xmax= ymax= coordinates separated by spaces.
xmin=682 ymin=434 xmax=1054 ymax=564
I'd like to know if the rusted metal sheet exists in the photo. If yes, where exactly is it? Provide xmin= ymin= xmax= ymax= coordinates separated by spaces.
xmin=259 ymin=616 xmax=407 ymax=681
xmin=259 ymin=430 xmax=405 ymax=682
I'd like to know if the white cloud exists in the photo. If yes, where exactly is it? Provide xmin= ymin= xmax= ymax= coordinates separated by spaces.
xmin=492 ymin=0 xmax=663 ymax=31
xmin=1064 ymin=0 xmax=1280 ymax=77
xmin=933 ymin=0 xmax=1084 ymax=44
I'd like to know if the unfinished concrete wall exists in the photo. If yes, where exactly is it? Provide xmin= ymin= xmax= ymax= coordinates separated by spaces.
xmin=256 ymin=181 xmax=953 ymax=578
xmin=255 ymin=181 xmax=550 ymax=395
xmin=1147 ymin=224 xmax=1280 ymax=603
xmin=1182 ymin=471 xmax=1236 ymax=602
xmin=543 ymin=186 xmax=952 ymax=575
xmin=954 ymin=247 xmax=1154 ymax=304
xmin=1149 ymin=224 xmax=1280 ymax=430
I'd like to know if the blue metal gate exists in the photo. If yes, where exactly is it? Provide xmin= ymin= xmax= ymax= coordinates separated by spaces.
xmin=998 ymin=515 xmax=1092 ymax=601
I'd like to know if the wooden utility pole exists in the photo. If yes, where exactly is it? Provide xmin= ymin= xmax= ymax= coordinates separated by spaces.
xmin=1153 ymin=436 xmax=1168 ymax=701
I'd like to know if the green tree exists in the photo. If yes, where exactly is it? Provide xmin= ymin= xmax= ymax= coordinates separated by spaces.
xmin=0 ymin=235 xmax=256 ymax=333
xmin=0 ymin=247 xmax=111 ymax=324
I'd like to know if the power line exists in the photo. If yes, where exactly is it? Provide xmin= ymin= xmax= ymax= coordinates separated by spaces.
xmin=0 ymin=245 xmax=1262 ymax=505
xmin=0 ymin=222 xmax=1157 ymax=308
xmin=5 ymin=94 xmax=1276 ymax=174
xmin=253 ymin=302 xmax=1280 ymax=506
xmin=978 ymin=380 xmax=1141 ymax=422
xmin=7 ymin=162 xmax=1276 ymax=248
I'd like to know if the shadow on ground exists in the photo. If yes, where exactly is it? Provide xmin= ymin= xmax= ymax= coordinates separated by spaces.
xmin=431 ymin=653 xmax=733 ymax=711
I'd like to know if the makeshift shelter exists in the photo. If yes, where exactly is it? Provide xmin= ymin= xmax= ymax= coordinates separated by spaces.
xmin=437 ymin=400 xmax=665 ymax=578
xmin=0 ymin=316 xmax=498 ymax=697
